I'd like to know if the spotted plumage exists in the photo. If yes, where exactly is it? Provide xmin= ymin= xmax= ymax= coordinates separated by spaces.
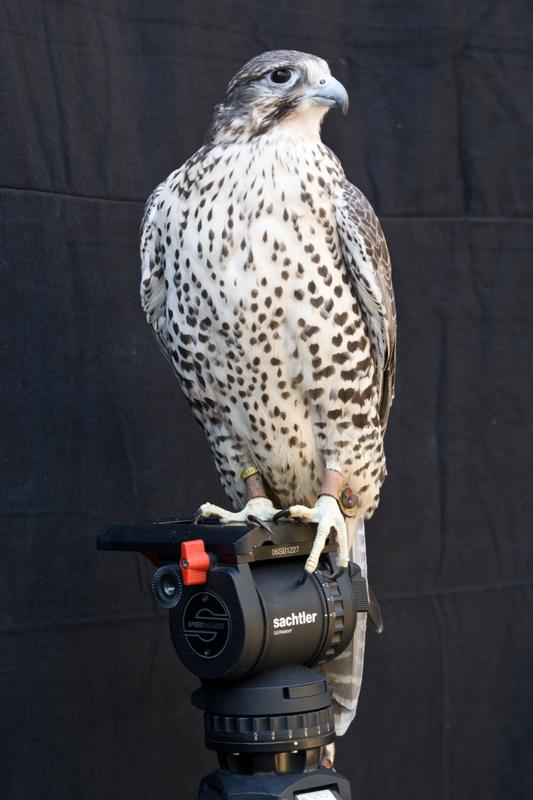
xmin=140 ymin=50 xmax=396 ymax=739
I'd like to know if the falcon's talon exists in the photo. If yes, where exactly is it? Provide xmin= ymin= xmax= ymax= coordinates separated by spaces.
xmin=273 ymin=508 xmax=292 ymax=523
xmin=291 ymin=516 xmax=313 ymax=529
xmin=193 ymin=506 xmax=217 ymax=525
xmin=298 ymin=570 xmax=310 ymax=585
xmin=246 ymin=514 xmax=273 ymax=534
xmin=193 ymin=502 xmax=225 ymax=525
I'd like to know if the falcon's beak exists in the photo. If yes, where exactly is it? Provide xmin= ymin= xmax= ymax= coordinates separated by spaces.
xmin=307 ymin=76 xmax=349 ymax=115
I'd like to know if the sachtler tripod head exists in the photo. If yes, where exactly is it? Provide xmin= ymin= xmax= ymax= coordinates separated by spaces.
xmin=98 ymin=518 xmax=373 ymax=800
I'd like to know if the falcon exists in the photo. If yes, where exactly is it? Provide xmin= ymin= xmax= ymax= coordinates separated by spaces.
xmin=140 ymin=50 xmax=396 ymax=753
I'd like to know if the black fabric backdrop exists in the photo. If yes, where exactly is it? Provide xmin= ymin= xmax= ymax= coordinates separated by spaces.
xmin=1 ymin=2 xmax=532 ymax=798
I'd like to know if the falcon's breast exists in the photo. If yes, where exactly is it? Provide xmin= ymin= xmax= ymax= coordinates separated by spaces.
xmin=141 ymin=134 xmax=385 ymax=513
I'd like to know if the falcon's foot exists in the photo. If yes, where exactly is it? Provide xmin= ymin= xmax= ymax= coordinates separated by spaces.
xmin=274 ymin=495 xmax=348 ymax=574
xmin=194 ymin=496 xmax=279 ymax=530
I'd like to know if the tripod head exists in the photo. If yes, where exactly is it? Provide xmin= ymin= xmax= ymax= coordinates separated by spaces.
xmin=98 ymin=518 xmax=370 ymax=799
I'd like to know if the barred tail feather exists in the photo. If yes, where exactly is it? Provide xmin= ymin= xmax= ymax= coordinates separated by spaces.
xmin=319 ymin=516 xmax=367 ymax=736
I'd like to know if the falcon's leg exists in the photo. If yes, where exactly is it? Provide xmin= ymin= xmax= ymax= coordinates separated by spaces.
xmin=274 ymin=470 xmax=351 ymax=573
xmin=195 ymin=470 xmax=280 ymax=525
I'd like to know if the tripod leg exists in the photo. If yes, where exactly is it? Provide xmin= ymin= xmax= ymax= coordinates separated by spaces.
xmin=320 ymin=741 xmax=336 ymax=769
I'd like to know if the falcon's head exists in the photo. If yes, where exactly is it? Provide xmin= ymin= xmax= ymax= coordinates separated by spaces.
xmin=206 ymin=50 xmax=348 ymax=144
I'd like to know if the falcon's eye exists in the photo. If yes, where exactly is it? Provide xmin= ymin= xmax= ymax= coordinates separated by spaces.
xmin=268 ymin=68 xmax=293 ymax=85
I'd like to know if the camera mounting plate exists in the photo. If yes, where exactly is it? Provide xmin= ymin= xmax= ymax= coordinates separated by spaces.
xmin=97 ymin=518 xmax=335 ymax=564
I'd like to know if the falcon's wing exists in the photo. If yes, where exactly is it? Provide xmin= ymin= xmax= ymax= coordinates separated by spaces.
xmin=139 ymin=177 xmax=175 ymax=361
xmin=140 ymin=150 xmax=207 ymax=357
xmin=334 ymin=180 xmax=396 ymax=431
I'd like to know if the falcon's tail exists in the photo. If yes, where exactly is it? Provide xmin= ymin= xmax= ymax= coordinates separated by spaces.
xmin=319 ymin=516 xmax=367 ymax=736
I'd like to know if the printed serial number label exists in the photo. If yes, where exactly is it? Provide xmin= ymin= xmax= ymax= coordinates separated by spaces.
xmin=295 ymin=790 xmax=338 ymax=800
xmin=271 ymin=545 xmax=300 ymax=556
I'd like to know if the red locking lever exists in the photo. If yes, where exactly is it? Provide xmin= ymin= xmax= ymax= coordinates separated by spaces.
xmin=180 ymin=539 xmax=210 ymax=585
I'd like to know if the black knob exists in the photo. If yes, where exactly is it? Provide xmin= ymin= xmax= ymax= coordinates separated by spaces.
xmin=152 ymin=564 xmax=183 ymax=608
